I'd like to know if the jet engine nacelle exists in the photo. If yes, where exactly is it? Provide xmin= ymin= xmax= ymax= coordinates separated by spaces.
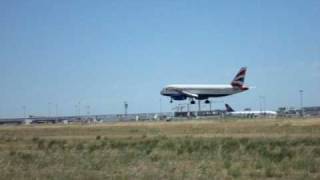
xmin=172 ymin=95 xmax=187 ymax=101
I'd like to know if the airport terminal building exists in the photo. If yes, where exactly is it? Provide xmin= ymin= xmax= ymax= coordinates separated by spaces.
xmin=277 ymin=106 xmax=320 ymax=117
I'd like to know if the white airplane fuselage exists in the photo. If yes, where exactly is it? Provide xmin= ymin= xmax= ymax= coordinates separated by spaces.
xmin=224 ymin=104 xmax=277 ymax=117
xmin=161 ymin=67 xmax=249 ymax=102
xmin=229 ymin=111 xmax=277 ymax=116
xmin=161 ymin=84 xmax=248 ymax=100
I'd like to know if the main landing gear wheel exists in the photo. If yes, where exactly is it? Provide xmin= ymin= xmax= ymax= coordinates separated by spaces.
xmin=170 ymin=99 xmax=173 ymax=103
xmin=190 ymin=100 xmax=195 ymax=104
xmin=205 ymin=100 xmax=210 ymax=104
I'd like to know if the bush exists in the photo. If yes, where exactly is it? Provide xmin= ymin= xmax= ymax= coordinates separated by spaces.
xmin=221 ymin=138 xmax=240 ymax=154
xmin=228 ymin=166 xmax=241 ymax=178
xmin=96 ymin=135 xmax=101 ymax=140
xmin=47 ymin=139 xmax=66 ymax=150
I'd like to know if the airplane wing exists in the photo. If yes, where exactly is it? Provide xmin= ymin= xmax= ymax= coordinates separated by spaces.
xmin=180 ymin=90 xmax=199 ymax=98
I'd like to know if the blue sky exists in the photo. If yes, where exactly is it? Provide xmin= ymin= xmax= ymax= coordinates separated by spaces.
xmin=0 ymin=0 xmax=319 ymax=117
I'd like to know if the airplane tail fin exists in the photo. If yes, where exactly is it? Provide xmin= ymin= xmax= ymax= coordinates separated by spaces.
xmin=225 ymin=104 xmax=235 ymax=112
xmin=231 ymin=67 xmax=247 ymax=89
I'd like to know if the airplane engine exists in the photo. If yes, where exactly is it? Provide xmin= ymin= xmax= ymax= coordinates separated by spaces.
xmin=172 ymin=95 xmax=187 ymax=101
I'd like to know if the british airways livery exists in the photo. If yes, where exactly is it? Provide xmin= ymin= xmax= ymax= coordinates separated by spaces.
xmin=161 ymin=67 xmax=249 ymax=104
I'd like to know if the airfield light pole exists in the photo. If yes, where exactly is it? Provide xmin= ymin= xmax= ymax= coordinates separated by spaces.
xmin=299 ymin=90 xmax=304 ymax=117
xmin=78 ymin=101 xmax=81 ymax=116
xmin=179 ymin=104 xmax=185 ymax=112
xmin=74 ymin=105 xmax=78 ymax=116
xmin=187 ymin=103 xmax=190 ymax=118
xmin=48 ymin=102 xmax=51 ymax=117
xmin=124 ymin=101 xmax=128 ymax=116
xmin=259 ymin=96 xmax=266 ymax=112
xmin=259 ymin=96 xmax=262 ymax=112
xmin=86 ymin=105 xmax=91 ymax=115
xmin=22 ymin=105 xmax=26 ymax=118
xmin=55 ymin=104 xmax=58 ymax=116
xmin=159 ymin=98 xmax=162 ymax=115
xmin=263 ymin=96 xmax=266 ymax=112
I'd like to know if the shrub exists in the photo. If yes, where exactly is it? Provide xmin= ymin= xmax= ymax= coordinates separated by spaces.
xmin=224 ymin=159 xmax=231 ymax=169
xmin=17 ymin=152 xmax=34 ymax=162
xmin=32 ymin=136 xmax=40 ymax=142
xmin=75 ymin=143 xmax=84 ymax=151
xmin=96 ymin=135 xmax=101 ymax=140
xmin=47 ymin=139 xmax=66 ymax=150
xmin=37 ymin=139 xmax=46 ymax=150
xmin=228 ymin=166 xmax=241 ymax=178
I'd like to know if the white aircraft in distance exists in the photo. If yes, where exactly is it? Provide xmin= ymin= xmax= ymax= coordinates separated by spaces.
xmin=161 ymin=67 xmax=249 ymax=104
xmin=225 ymin=104 xmax=277 ymax=117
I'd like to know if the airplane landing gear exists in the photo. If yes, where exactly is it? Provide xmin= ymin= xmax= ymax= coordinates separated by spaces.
xmin=190 ymin=100 xmax=195 ymax=104
xmin=205 ymin=100 xmax=210 ymax=104
xmin=170 ymin=99 xmax=173 ymax=103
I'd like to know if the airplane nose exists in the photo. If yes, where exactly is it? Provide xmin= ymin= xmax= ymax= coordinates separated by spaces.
xmin=160 ymin=89 xmax=166 ymax=95
xmin=160 ymin=89 xmax=164 ymax=95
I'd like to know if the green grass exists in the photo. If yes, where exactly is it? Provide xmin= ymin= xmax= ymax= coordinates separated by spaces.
xmin=0 ymin=118 xmax=320 ymax=179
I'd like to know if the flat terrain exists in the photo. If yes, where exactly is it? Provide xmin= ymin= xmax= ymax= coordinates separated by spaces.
xmin=0 ymin=118 xmax=320 ymax=179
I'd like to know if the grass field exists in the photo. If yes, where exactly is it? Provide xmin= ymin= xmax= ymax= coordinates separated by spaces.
xmin=0 ymin=118 xmax=320 ymax=179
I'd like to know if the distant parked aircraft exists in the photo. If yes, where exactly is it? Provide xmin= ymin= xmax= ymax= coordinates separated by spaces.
xmin=225 ymin=104 xmax=277 ymax=117
xmin=161 ymin=67 xmax=249 ymax=104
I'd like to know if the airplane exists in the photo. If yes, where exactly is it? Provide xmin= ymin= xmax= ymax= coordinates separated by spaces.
xmin=225 ymin=104 xmax=277 ymax=117
xmin=160 ymin=67 xmax=249 ymax=104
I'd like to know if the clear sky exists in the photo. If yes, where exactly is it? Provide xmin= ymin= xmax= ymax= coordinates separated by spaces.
xmin=0 ymin=0 xmax=319 ymax=118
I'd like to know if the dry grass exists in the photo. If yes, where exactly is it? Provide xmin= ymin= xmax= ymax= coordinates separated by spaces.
xmin=0 ymin=118 xmax=320 ymax=179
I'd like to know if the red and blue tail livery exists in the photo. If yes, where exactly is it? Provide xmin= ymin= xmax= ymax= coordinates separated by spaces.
xmin=231 ymin=67 xmax=247 ymax=89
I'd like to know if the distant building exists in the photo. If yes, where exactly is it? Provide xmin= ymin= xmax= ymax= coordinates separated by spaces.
xmin=277 ymin=107 xmax=299 ymax=117
xmin=303 ymin=106 xmax=320 ymax=117
xmin=277 ymin=106 xmax=320 ymax=117
xmin=174 ymin=110 xmax=224 ymax=118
